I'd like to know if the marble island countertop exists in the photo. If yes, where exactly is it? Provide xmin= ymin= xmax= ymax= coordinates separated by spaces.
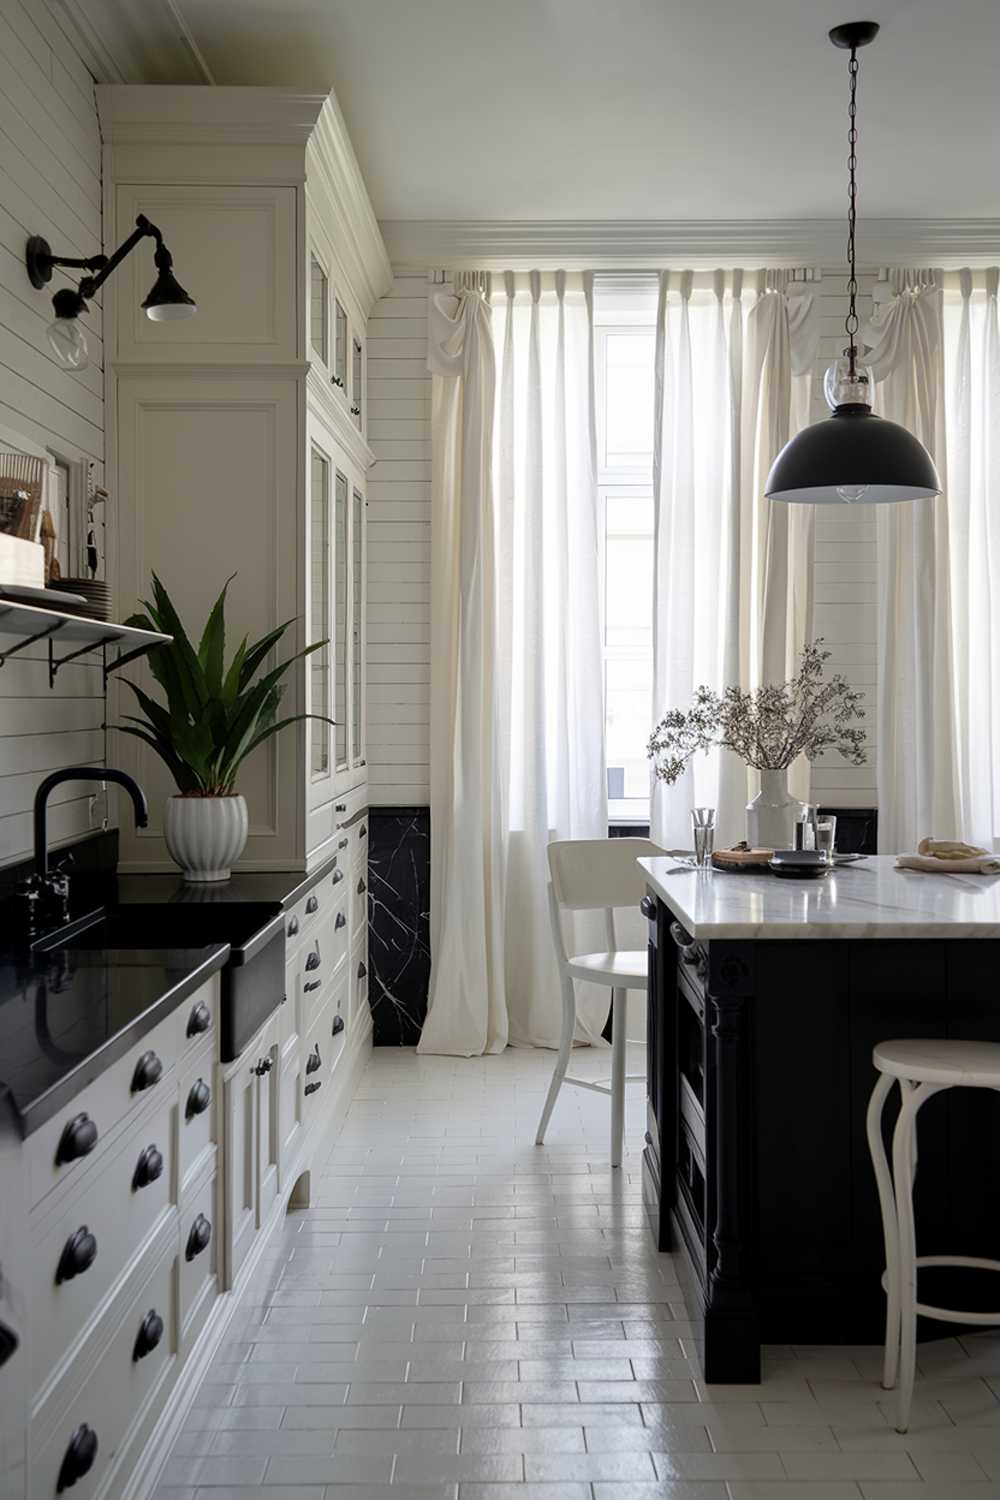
xmin=639 ymin=853 xmax=1000 ymax=940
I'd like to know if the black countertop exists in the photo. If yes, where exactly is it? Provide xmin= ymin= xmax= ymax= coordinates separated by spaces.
xmin=109 ymin=853 xmax=337 ymax=911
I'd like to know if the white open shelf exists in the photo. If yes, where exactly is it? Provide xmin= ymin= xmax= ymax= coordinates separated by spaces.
xmin=0 ymin=597 xmax=170 ymax=685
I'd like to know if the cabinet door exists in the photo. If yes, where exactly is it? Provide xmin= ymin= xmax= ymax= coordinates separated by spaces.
xmin=255 ymin=1024 xmax=279 ymax=1228
xmin=309 ymin=250 xmax=330 ymax=369
xmin=350 ymin=485 xmax=366 ymax=770
xmin=351 ymin=335 xmax=363 ymax=427
xmin=333 ymin=299 xmax=348 ymax=397
xmin=334 ymin=469 xmax=350 ymax=782
xmin=223 ymin=1053 xmax=257 ymax=1286
xmin=308 ymin=434 xmax=333 ymax=793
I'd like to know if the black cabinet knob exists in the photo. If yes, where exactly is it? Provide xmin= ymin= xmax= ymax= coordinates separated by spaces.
xmin=304 ymin=1080 xmax=322 ymax=1096
xmin=133 ymin=1308 xmax=164 ymax=1362
xmin=56 ymin=1227 xmax=97 ymax=1285
xmin=254 ymin=1056 xmax=273 ymax=1077
xmin=55 ymin=1112 xmax=98 ymax=1166
xmin=57 ymin=1423 xmax=98 ymax=1493
xmin=335 ymin=912 xmax=346 ymax=931
xmin=357 ymin=878 xmax=366 ymax=894
xmin=133 ymin=1144 xmax=164 ymax=1191
xmin=305 ymin=1044 xmax=322 ymax=1076
xmin=639 ymin=895 xmax=656 ymax=919
xmin=185 ymin=1213 xmax=212 ymax=1262
xmin=332 ymin=374 xmax=344 ymax=388
xmin=305 ymin=946 xmax=321 ymax=971
xmin=335 ymin=802 xmax=346 ymax=812
xmin=358 ymin=961 xmax=367 ymax=979
xmin=287 ymin=915 xmax=300 ymax=937
xmin=331 ymin=1014 xmax=345 ymax=1037
xmin=186 ymin=1000 xmax=212 ymax=1037
xmin=131 ymin=1049 xmax=163 ymax=1094
xmin=185 ymin=1078 xmax=211 ymax=1121
xmin=338 ymin=838 xmax=349 ymax=850
xmin=305 ymin=894 xmax=319 ymax=915
xmin=332 ymin=869 xmax=344 ymax=885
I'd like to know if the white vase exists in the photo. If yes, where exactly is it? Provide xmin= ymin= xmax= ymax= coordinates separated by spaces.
xmin=746 ymin=769 xmax=803 ymax=851
xmin=164 ymin=794 xmax=249 ymax=883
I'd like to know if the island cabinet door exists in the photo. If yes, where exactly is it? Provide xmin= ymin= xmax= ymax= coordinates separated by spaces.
xmin=641 ymin=891 xmax=672 ymax=1250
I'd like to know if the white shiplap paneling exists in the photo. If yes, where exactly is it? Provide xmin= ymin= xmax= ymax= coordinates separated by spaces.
xmin=0 ymin=0 xmax=104 ymax=865
xmin=365 ymin=268 xmax=431 ymax=805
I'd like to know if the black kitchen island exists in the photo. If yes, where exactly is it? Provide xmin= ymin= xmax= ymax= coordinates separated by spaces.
xmin=639 ymin=853 xmax=1000 ymax=1383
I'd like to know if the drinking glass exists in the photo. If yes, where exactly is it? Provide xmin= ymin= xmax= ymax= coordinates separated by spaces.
xmin=691 ymin=807 xmax=716 ymax=867
xmin=815 ymin=815 xmax=837 ymax=863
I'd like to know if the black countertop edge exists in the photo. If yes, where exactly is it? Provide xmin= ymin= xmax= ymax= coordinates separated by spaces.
xmin=109 ymin=848 xmax=342 ymax=913
xmin=17 ymin=942 xmax=229 ymax=1139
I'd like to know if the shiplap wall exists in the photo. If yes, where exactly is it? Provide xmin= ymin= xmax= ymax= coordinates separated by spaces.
xmin=365 ymin=267 xmax=431 ymax=805
xmin=0 ymin=1 xmax=105 ymax=865
xmin=810 ymin=270 xmax=878 ymax=809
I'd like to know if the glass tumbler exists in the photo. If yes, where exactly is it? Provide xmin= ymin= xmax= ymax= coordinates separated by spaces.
xmin=691 ymin=807 xmax=716 ymax=868
xmin=815 ymin=815 xmax=837 ymax=863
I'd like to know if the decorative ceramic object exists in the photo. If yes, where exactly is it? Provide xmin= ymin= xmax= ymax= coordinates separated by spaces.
xmin=746 ymin=769 xmax=805 ymax=851
xmin=164 ymin=794 xmax=248 ymax=883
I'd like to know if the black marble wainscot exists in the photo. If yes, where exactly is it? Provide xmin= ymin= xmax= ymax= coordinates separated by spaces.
xmin=367 ymin=807 xmax=430 ymax=1045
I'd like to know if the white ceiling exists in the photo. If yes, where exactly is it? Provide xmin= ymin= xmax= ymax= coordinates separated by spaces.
xmin=71 ymin=0 xmax=1000 ymax=223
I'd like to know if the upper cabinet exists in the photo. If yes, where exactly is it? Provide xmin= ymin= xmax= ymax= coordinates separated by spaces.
xmin=100 ymin=86 xmax=391 ymax=871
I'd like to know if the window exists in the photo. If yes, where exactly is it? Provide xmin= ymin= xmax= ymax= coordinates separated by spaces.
xmin=596 ymin=285 xmax=657 ymax=819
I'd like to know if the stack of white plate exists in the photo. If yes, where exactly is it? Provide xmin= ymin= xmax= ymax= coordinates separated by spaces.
xmin=60 ymin=577 xmax=112 ymax=621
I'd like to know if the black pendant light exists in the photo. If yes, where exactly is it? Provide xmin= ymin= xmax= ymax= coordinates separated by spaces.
xmin=765 ymin=22 xmax=941 ymax=506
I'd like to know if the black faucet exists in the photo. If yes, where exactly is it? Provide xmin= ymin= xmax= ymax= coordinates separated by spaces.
xmin=34 ymin=767 xmax=148 ymax=880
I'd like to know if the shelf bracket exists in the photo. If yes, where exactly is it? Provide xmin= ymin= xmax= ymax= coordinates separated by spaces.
xmin=103 ymin=641 xmax=158 ymax=685
xmin=49 ymin=633 xmax=121 ymax=688
xmin=0 ymin=617 xmax=65 ymax=669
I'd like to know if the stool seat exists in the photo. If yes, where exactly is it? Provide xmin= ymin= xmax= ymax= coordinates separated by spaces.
xmin=566 ymin=949 xmax=647 ymax=985
xmin=873 ymin=1037 xmax=1000 ymax=1087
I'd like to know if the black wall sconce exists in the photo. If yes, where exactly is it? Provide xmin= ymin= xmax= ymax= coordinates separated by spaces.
xmin=26 ymin=214 xmax=196 ymax=371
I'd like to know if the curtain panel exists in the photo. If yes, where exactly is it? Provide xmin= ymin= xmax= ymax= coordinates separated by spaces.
xmin=651 ymin=269 xmax=819 ymax=849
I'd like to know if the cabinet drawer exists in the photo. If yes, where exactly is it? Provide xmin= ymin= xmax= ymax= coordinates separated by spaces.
xmin=27 ymin=1007 xmax=179 ymax=1210
xmin=350 ymin=812 xmax=368 ymax=873
xmin=334 ymin=784 xmax=367 ymax=831
xmin=31 ymin=1096 xmax=174 ymax=1397
xmin=349 ymin=867 xmax=368 ymax=947
xmin=176 ymin=1044 xmax=216 ymax=1199
xmin=350 ymin=931 xmax=368 ymax=1027
xmin=179 ymin=1172 xmax=217 ymax=1347
xmin=285 ymin=860 xmax=345 ymax=950
xmin=278 ymin=1035 xmax=304 ymax=1189
xmin=295 ymin=915 xmax=348 ymax=1038
xmin=32 ymin=1242 xmax=177 ymax=1500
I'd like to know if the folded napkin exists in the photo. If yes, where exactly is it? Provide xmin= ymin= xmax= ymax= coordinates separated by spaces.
xmin=897 ymin=836 xmax=1000 ymax=875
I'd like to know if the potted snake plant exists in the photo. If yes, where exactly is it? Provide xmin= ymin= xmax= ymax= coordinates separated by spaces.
xmin=118 ymin=573 xmax=331 ymax=882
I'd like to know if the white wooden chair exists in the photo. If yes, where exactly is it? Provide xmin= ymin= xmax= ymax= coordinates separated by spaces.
xmin=536 ymin=836 xmax=666 ymax=1168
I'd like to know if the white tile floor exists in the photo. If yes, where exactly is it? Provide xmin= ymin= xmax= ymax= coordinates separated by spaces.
xmin=156 ymin=1044 xmax=1000 ymax=1499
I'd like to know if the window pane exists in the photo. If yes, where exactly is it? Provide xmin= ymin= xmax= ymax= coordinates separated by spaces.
xmin=604 ymin=332 xmax=654 ymax=467
xmin=606 ymin=660 xmax=653 ymax=800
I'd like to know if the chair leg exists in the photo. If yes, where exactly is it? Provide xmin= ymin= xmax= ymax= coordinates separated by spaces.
xmin=536 ymin=975 xmax=576 ymax=1146
xmin=891 ymin=1079 xmax=938 ymax=1433
xmin=866 ymin=1071 xmax=900 ymax=1391
xmin=610 ymin=986 xmax=626 ymax=1169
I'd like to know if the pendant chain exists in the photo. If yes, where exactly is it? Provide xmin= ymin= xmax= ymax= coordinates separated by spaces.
xmin=845 ymin=45 xmax=860 ymax=374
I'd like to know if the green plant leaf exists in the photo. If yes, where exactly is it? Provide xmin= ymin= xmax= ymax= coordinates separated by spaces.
xmin=197 ymin=574 xmax=236 ymax=696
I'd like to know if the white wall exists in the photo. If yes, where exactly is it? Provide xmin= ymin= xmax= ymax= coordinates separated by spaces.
xmin=0 ymin=1 xmax=105 ymax=865
xmin=365 ymin=268 xmax=431 ymax=806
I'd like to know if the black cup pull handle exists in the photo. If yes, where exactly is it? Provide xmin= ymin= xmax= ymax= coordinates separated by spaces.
xmin=185 ymin=1213 xmax=212 ymax=1262
xmin=56 ymin=1112 xmax=98 ymax=1166
xmin=305 ymin=945 xmax=321 ymax=971
xmin=185 ymin=1078 xmax=211 ymax=1121
xmin=331 ymin=1013 xmax=345 ymax=1037
xmin=287 ymin=915 xmax=300 ymax=937
xmin=56 ymin=1226 xmax=97 ymax=1285
xmin=332 ymin=868 xmax=344 ymax=885
xmin=305 ymin=1044 xmax=322 ymax=1076
xmin=133 ymin=1308 xmax=164 ymax=1362
xmin=131 ymin=1049 xmax=163 ymax=1094
xmin=304 ymin=1080 xmax=322 ymax=1096
xmin=305 ymin=894 xmax=319 ymax=914
xmin=133 ymin=1144 xmax=164 ymax=1191
xmin=186 ymin=999 xmax=212 ymax=1037
xmin=357 ymin=878 xmax=366 ymax=894
xmin=358 ymin=961 xmax=367 ymax=979
xmin=338 ymin=837 xmax=349 ymax=850
xmin=335 ymin=912 xmax=346 ymax=931
xmin=359 ymin=824 xmax=367 ymax=838
xmin=639 ymin=895 xmax=656 ymax=919
xmin=57 ymin=1422 xmax=98 ymax=1493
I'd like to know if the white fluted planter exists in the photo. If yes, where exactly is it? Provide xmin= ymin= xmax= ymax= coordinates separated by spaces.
xmin=746 ymin=768 xmax=804 ymax=851
xmin=164 ymin=794 xmax=248 ymax=883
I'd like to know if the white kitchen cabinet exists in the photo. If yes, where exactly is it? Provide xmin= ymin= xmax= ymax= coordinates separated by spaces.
xmin=220 ymin=1017 xmax=278 ymax=1288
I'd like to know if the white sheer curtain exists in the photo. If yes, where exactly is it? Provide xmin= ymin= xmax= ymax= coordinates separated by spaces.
xmin=420 ymin=271 xmax=607 ymax=1056
xmin=943 ymin=268 xmax=1000 ymax=849
xmin=866 ymin=270 xmax=960 ymax=853
xmin=651 ymin=269 xmax=819 ymax=849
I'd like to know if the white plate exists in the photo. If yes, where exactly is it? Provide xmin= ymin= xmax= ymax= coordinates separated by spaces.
xmin=833 ymin=852 xmax=867 ymax=865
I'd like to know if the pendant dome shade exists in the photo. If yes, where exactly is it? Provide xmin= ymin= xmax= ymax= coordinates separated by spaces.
xmin=765 ymin=406 xmax=942 ymax=505
xmin=142 ymin=264 xmax=197 ymax=320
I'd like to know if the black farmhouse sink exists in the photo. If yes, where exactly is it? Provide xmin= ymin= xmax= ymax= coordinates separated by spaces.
xmin=39 ymin=902 xmax=286 ymax=1060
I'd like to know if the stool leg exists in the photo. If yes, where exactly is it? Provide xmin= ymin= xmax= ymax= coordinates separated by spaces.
xmin=891 ymin=1079 xmax=939 ymax=1433
xmin=536 ymin=974 xmax=576 ymax=1146
xmin=610 ymin=986 xmax=626 ymax=1169
xmin=866 ymin=1071 xmax=899 ymax=1390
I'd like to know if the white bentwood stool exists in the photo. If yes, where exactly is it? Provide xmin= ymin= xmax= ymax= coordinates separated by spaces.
xmin=867 ymin=1038 xmax=1000 ymax=1432
xmin=535 ymin=837 xmax=666 ymax=1169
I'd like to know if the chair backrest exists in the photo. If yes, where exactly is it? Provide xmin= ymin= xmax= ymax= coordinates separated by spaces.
xmin=547 ymin=837 xmax=666 ymax=913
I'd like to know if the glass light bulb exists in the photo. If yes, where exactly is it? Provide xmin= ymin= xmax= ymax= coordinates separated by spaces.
xmin=836 ymin=484 xmax=870 ymax=504
xmin=46 ymin=316 xmax=89 ymax=370
xmin=824 ymin=352 xmax=874 ymax=411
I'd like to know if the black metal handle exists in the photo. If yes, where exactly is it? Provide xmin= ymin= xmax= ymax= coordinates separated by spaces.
xmin=133 ymin=1144 xmax=163 ymax=1191
xmin=332 ymin=868 xmax=344 ymax=885
xmin=185 ymin=1213 xmax=211 ymax=1261
xmin=304 ymin=979 xmax=321 ymax=993
xmin=57 ymin=1423 xmax=98 ymax=1493
xmin=360 ymin=824 xmax=367 ymax=837
xmin=305 ymin=945 xmax=321 ymax=971
xmin=131 ymin=1049 xmax=163 ymax=1094
xmin=358 ymin=961 xmax=367 ymax=979
xmin=306 ymin=894 xmax=319 ymax=915
xmin=185 ymin=1078 xmax=211 ymax=1121
xmin=186 ymin=999 xmax=211 ymax=1038
xmin=669 ymin=921 xmax=707 ymax=978
xmin=335 ymin=802 xmax=346 ymax=812
xmin=331 ymin=1013 xmax=345 ymax=1037
xmin=350 ymin=404 xmax=361 ymax=416
xmin=133 ymin=1308 xmax=164 ymax=1362
xmin=338 ymin=837 xmax=349 ymax=849
xmin=56 ymin=1226 xmax=97 ymax=1284
xmin=304 ymin=1080 xmax=322 ymax=1096
xmin=287 ymin=915 xmax=300 ymax=937
xmin=254 ymin=1056 xmax=273 ymax=1077
xmin=332 ymin=374 xmax=344 ymax=388
xmin=639 ymin=895 xmax=656 ymax=919
xmin=335 ymin=912 xmax=346 ymax=930
xmin=56 ymin=1112 xmax=98 ymax=1166
xmin=305 ymin=1044 xmax=322 ymax=1076
xmin=357 ymin=878 xmax=366 ymax=894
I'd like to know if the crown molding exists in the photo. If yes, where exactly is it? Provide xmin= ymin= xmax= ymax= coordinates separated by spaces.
xmin=50 ymin=0 xmax=210 ymax=84
xmin=308 ymin=97 xmax=393 ymax=315
xmin=96 ymin=85 xmax=329 ymax=146
xmin=379 ymin=218 xmax=1000 ymax=271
